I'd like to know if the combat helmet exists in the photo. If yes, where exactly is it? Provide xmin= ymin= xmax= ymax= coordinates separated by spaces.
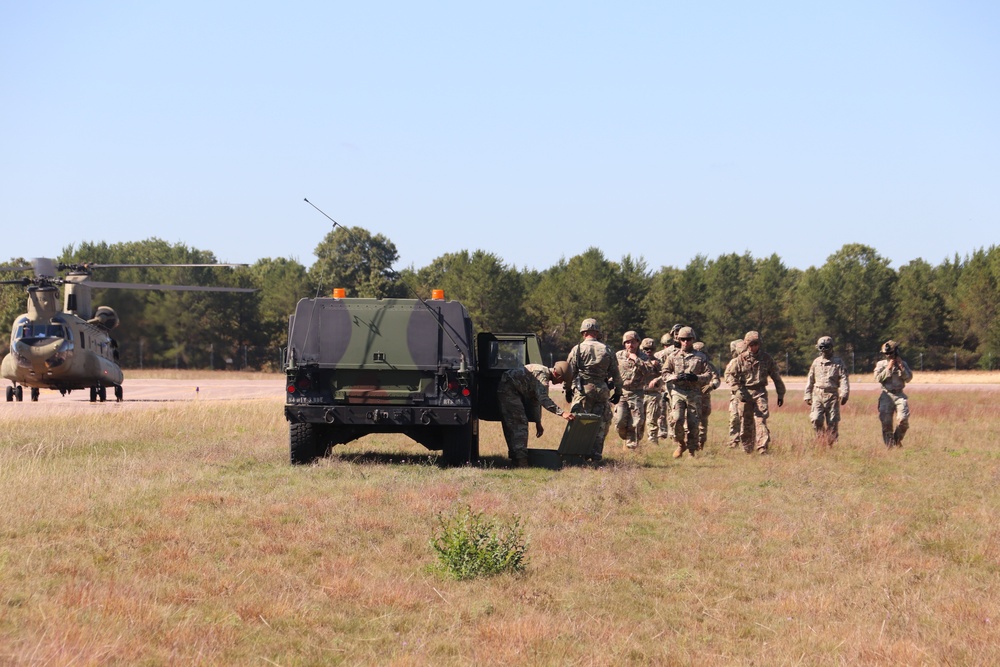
xmin=640 ymin=337 xmax=656 ymax=352
xmin=580 ymin=318 xmax=601 ymax=335
xmin=660 ymin=333 xmax=672 ymax=346
xmin=881 ymin=340 xmax=899 ymax=355
xmin=817 ymin=336 xmax=834 ymax=351
xmin=693 ymin=341 xmax=705 ymax=352
xmin=552 ymin=360 xmax=573 ymax=384
xmin=622 ymin=330 xmax=639 ymax=344
xmin=676 ymin=326 xmax=696 ymax=340
xmin=744 ymin=330 xmax=761 ymax=345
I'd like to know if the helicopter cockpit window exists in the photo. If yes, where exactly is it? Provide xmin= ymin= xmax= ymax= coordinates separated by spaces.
xmin=487 ymin=340 xmax=526 ymax=370
xmin=15 ymin=324 xmax=66 ymax=340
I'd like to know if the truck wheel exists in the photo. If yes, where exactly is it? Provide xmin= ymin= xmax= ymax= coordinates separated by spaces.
xmin=30 ymin=387 xmax=39 ymax=402
xmin=290 ymin=422 xmax=326 ymax=465
xmin=442 ymin=422 xmax=475 ymax=467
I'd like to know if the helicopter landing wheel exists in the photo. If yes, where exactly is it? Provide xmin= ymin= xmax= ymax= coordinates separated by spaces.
xmin=14 ymin=386 xmax=23 ymax=402
xmin=90 ymin=387 xmax=98 ymax=403
xmin=114 ymin=385 xmax=123 ymax=402
xmin=5 ymin=386 xmax=12 ymax=402
xmin=98 ymin=386 xmax=107 ymax=402
xmin=30 ymin=387 xmax=39 ymax=402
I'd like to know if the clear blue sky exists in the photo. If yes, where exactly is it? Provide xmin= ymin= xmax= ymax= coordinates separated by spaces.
xmin=3 ymin=1 xmax=998 ymax=274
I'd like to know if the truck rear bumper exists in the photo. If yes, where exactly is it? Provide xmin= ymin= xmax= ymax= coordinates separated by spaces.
xmin=285 ymin=404 xmax=473 ymax=426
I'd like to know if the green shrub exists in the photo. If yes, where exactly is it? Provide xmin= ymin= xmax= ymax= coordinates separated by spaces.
xmin=431 ymin=505 xmax=528 ymax=580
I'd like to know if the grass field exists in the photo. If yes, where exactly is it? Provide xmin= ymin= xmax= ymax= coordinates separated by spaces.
xmin=1 ymin=384 xmax=999 ymax=665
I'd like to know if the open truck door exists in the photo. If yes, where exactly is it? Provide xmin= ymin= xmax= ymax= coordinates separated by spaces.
xmin=475 ymin=332 xmax=544 ymax=422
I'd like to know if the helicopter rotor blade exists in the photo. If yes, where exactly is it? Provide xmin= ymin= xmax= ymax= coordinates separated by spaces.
xmin=0 ymin=265 xmax=34 ymax=273
xmin=77 ymin=263 xmax=249 ymax=269
xmin=83 ymin=280 xmax=256 ymax=293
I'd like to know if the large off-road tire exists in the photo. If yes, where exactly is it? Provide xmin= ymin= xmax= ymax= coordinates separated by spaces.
xmin=114 ymin=385 xmax=123 ymax=402
xmin=30 ymin=387 xmax=39 ymax=402
xmin=90 ymin=387 xmax=97 ymax=403
xmin=98 ymin=386 xmax=107 ymax=402
xmin=5 ymin=386 xmax=12 ymax=402
xmin=442 ymin=422 xmax=476 ymax=467
xmin=14 ymin=386 xmax=23 ymax=402
xmin=290 ymin=422 xmax=327 ymax=465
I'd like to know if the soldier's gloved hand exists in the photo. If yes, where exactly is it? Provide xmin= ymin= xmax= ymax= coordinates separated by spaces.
xmin=804 ymin=397 xmax=811 ymax=405
xmin=565 ymin=386 xmax=574 ymax=403
xmin=840 ymin=395 xmax=849 ymax=406
xmin=610 ymin=389 xmax=622 ymax=405
xmin=535 ymin=423 xmax=544 ymax=438
xmin=777 ymin=396 xmax=784 ymax=407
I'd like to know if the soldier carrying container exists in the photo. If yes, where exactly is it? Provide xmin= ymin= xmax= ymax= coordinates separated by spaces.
xmin=567 ymin=318 xmax=623 ymax=463
xmin=497 ymin=362 xmax=576 ymax=467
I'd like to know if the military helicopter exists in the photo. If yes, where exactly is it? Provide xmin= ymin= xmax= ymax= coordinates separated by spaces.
xmin=1 ymin=257 xmax=254 ymax=402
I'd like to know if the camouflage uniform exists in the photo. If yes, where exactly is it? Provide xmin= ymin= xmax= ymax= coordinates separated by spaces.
xmin=874 ymin=340 xmax=912 ymax=447
xmin=693 ymin=342 xmax=721 ymax=450
xmin=615 ymin=344 xmax=656 ymax=448
xmin=723 ymin=340 xmax=752 ymax=448
xmin=662 ymin=333 xmax=712 ymax=456
xmin=640 ymin=338 xmax=662 ymax=445
xmin=498 ymin=364 xmax=567 ymax=462
xmin=804 ymin=337 xmax=850 ymax=443
xmin=730 ymin=332 xmax=786 ymax=453
xmin=568 ymin=326 xmax=623 ymax=460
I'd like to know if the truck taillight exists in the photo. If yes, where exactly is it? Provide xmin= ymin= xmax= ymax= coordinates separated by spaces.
xmin=296 ymin=377 xmax=312 ymax=391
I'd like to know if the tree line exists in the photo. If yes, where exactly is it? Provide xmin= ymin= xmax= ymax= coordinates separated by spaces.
xmin=3 ymin=233 xmax=999 ymax=374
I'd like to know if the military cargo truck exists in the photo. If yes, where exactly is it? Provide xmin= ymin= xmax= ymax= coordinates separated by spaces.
xmin=283 ymin=294 xmax=543 ymax=465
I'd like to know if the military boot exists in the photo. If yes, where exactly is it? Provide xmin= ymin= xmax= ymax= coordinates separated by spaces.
xmin=673 ymin=445 xmax=684 ymax=459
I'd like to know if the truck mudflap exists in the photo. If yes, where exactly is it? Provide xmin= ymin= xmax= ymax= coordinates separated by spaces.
xmin=285 ymin=404 xmax=473 ymax=427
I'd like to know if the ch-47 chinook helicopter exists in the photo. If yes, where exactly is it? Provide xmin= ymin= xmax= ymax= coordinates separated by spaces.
xmin=1 ymin=257 xmax=254 ymax=403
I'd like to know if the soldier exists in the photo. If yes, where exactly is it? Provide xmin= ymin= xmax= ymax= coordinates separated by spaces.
xmin=803 ymin=336 xmax=850 ymax=445
xmin=615 ymin=331 xmax=656 ymax=450
xmin=723 ymin=339 xmax=751 ymax=448
xmin=567 ymin=318 xmax=623 ymax=463
xmin=692 ymin=341 xmax=721 ymax=450
xmin=874 ymin=340 xmax=912 ymax=448
xmin=640 ymin=337 xmax=662 ymax=445
xmin=498 ymin=361 xmax=576 ymax=467
xmin=653 ymin=332 xmax=674 ymax=439
xmin=662 ymin=327 xmax=712 ymax=458
xmin=730 ymin=330 xmax=786 ymax=454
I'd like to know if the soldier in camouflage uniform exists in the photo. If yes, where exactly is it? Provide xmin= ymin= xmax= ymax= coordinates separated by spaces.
xmin=567 ymin=318 xmax=623 ymax=462
xmin=662 ymin=327 xmax=712 ymax=458
xmin=803 ymin=336 xmax=850 ymax=445
xmin=724 ymin=339 xmax=751 ymax=448
xmin=655 ymin=324 xmax=684 ymax=437
xmin=614 ymin=331 xmax=656 ymax=450
xmin=692 ymin=341 xmax=721 ymax=450
xmin=874 ymin=339 xmax=912 ymax=448
xmin=730 ymin=330 xmax=785 ymax=454
xmin=498 ymin=361 xmax=575 ymax=466
xmin=640 ymin=337 xmax=662 ymax=445
xmin=652 ymin=332 xmax=674 ymax=439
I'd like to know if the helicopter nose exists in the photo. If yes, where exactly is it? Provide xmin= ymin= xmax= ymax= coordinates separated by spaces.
xmin=13 ymin=338 xmax=72 ymax=374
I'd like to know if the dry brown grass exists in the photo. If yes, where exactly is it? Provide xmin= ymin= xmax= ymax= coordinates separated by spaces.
xmin=1 ymin=387 xmax=999 ymax=665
